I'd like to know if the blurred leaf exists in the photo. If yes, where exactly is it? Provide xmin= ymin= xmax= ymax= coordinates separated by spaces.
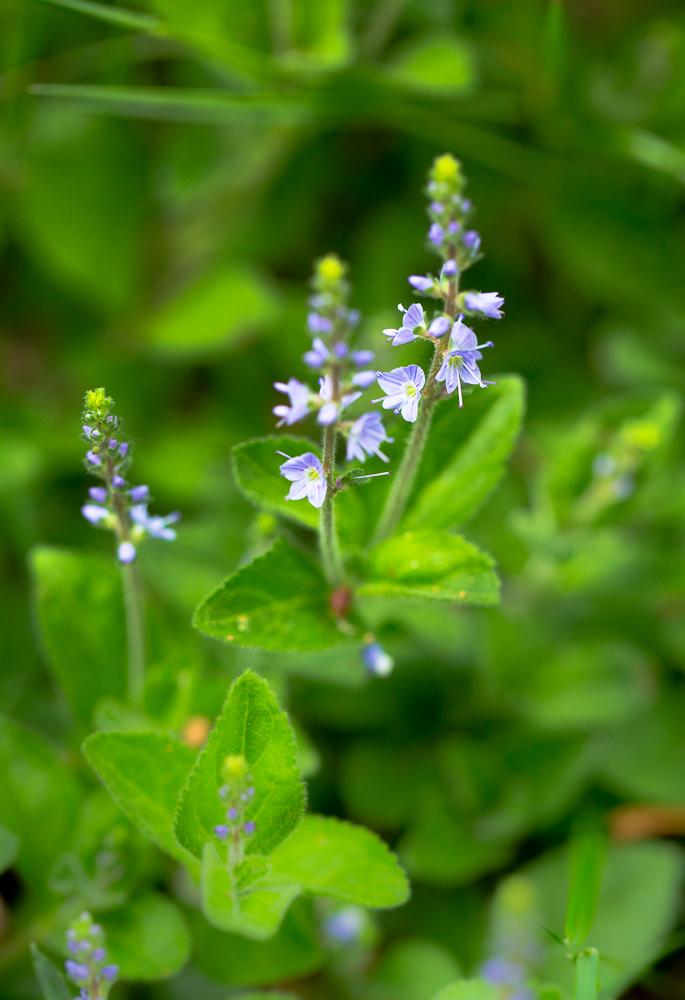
xmin=0 ymin=823 xmax=19 ymax=873
xmin=361 ymin=531 xmax=499 ymax=606
xmin=194 ymin=540 xmax=350 ymax=652
xmin=270 ymin=815 xmax=409 ymax=908
xmin=404 ymin=376 xmax=525 ymax=531
xmin=31 ymin=945 xmax=71 ymax=1000
xmin=233 ymin=435 xmax=320 ymax=532
xmin=31 ymin=547 xmax=127 ymax=726
xmin=388 ymin=36 xmax=476 ymax=96
xmin=83 ymin=730 xmax=197 ymax=869
xmin=201 ymin=842 xmax=300 ymax=939
xmin=100 ymin=893 xmax=191 ymax=980
xmin=370 ymin=938 xmax=461 ymax=1000
xmin=432 ymin=982 xmax=499 ymax=1000
xmin=574 ymin=948 xmax=599 ymax=1000
xmin=146 ymin=264 xmax=279 ymax=358
xmin=565 ymin=830 xmax=606 ymax=947
xmin=175 ymin=670 xmax=305 ymax=859
xmin=37 ymin=0 xmax=160 ymax=32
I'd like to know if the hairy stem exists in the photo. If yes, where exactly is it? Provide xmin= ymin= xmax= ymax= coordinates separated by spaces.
xmin=320 ymin=421 xmax=345 ymax=586
xmin=372 ymin=345 xmax=443 ymax=543
xmin=121 ymin=562 xmax=145 ymax=708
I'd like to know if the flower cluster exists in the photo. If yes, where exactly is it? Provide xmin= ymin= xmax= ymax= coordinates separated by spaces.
xmin=80 ymin=388 xmax=180 ymax=564
xmin=276 ymin=255 xmax=392 ymax=509
xmin=64 ymin=911 xmax=118 ymax=1000
xmin=213 ymin=754 xmax=256 ymax=867
xmin=375 ymin=153 xmax=503 ymax=420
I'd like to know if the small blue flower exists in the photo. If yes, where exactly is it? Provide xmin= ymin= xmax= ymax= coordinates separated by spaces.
xmin=82 ymin=503 xmax=110 ymax=526
xmin=88 ymin=486 xmax=107 ymax=503
xmin=408 ymin=275 xmax=434 ymax=292
xmin=130 ymin=504 xmax=180 ymax=541
xmin=481 ymin=957 xmax=525 ymax=986
xmin=362 ymin=641 xmax=394 ymax=677
xmin=374 ymin=365 xmax=425 ymax=423
xmin=243 ymin=820 xmax=256 ymax=835
xmin=214 ymin=824 xmax=229 ymax=839
xmin=117 ymin=541 xmax=136 ymax=564
xmin=351 ymin=370 xmax=376 ymax=388
xmin=463 ymin=229 xmax=481 ymax=251
xmin=346 ymin=412 xmax=393 ymax=464
xmin=428 ymin=222 xmax=444 ymax=247
xmin=440 ymin=259 xmax=458 ymax=279
xmin=308 ymin=312 xmax=332 ymax=334
xmin=129 ymin=485 xmax=149 ymax=502
xmin=101 ymin=966 xmax=119 ymax=981
xmin=303 ymin=337 xmax=329 ymax=369
xmin=436 ymin=316 xmax=494 ymax=407
xmin=86 ymin=449 xmax=101 ymax=467
xmin=427 ymin=315 xmax=451 ymax=338
xmin=273 ymin=378 xmax=312 ymax=426
xmin=65 ymin=961 xmax=89 ymax=983
xmin=351 ymin=349 xmax=374 ymax=367
xmin=112 ymin=475 xmax=126 ymax=489
xmin=325 ymin=906 xmax=366 ymax=944
xmin=317 ymin=376 xmax=361 ymax=426
xmin=279 ymin=452 xmax=327 ymax=508
xmin=383 ymin=303 xmax=426 ymax=346
xmin=464 ymin=291 xmax=504 ymax=318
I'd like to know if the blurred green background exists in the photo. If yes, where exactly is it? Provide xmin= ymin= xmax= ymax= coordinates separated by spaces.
xmin=2 ymin=0 xmax=685 ymax=997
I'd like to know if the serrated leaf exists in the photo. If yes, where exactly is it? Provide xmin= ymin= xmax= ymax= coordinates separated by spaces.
xmin=433 ymin=982 xmax=499 ymax=1000
xmin=31 ymin=945 xmax=71 ymax=1000
xmin=404 ymin=375 xmax=525 ymax=531
xmin=100 ymin=893 xmax=190 ymax=980
xmin=194 ymin=540 xmax=349 ymax=651
xmin=83 ymin=731 xmax=197 ymax=871
xmin=232 ymin=435 xmax=320 ymax=531
xmin=270 ymin=815 xmax=409 ymax=908
xmin=360 ymin=530 xmax=499 ymax=606
xmin=175 ymin=671 xmax=305 ymax=859
xmin=31 ymin=547 xmax=127 ymax=725
xmin=201 ymin=842 xmax=300 ymax=939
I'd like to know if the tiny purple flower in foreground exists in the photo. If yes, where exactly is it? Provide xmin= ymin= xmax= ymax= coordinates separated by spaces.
xmin=325 ymin=906 xmax=366 ymax=944
xmin=280 ymin=452 xmax=327 ymax=508
xmin=243 ymin=820 xmax=256 ymax=835
xmin=383 ymin=302 xmax=426 ymax=346
xmin=273 ymin=378 xmax=311 ymax=426
xmin=464 ymin=291 xmax=505 ymax=319
xmin=346 ymin=412 xmax=393 ymax=464
xmin=408 ymin=275 xmax=434 ymax=292
xmin=64 ymin=910 xmax=117 ymax=999
xmin=214 ymin=824 xmax=229 ymax=839
xmin=362 ymin=641 xmax=394 ymax=677
xmin=374 ymin=365 xmax=426 ymax=423
xmin=117 ymin=541 xmax=136 ymax=564
xmin=303 ymin=336 xmax=329 ymax=369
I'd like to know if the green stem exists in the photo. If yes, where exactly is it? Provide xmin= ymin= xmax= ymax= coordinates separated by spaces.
xmin=320 ymin=422 xmax=345 ymax=586
xmin=121 ymin=562 xmax=145 ymax=708
xmin=372 ymin=345 xmax=443 ymax=544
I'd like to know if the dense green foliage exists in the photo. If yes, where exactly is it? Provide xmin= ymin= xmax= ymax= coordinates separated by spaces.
xmin=2 ymin=1 xmax=685 ymax=998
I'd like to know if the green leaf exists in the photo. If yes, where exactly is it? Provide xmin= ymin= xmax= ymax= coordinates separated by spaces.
xmin=388 ymin=36 xmax=476 ymax=96
xmin=404 ymin=376 xmax=525 ymax=531
xmin=232 ymin=436 xmax=320 ymax=531
xmin=433 ymin=981 xmax=499 ymax=1000
xmin=145 ymin=263 xmax=279 ymax=358
xmin=0 ymin=824 xmax=19 ymax=873
xmin=100 ymin=893 xmax=190 ymax=980
xmin=270 ymin=815 xmax=409 ymax=908
xmin=175 ymin=671 xmax=305 ymax=859
xmin=574 ymin=949 xmax=599 ymax=1000
xmin=0 ymin=715 xmax=79 ymax=886
xmin=565 ymin=830 xmax=606 ymax=947
xmin=31 ymin=547 xmax=127 ymax=725
xmin=36 ymin=0 xmax=161 ymax=32
xmin=201 ymin=842 xmax=300 ymax=939
xmin=370 ymin=939 xmax=462 ymax=1000
xmin=83 ymin=731 xmax=197 ymax=871
xmin=31 ymin=945 xmax=71 ymax=1000
xmin=194 ymin=540 xmax=350 ymax=651
xmin=360 ymin=531 xmax=499 ymax=607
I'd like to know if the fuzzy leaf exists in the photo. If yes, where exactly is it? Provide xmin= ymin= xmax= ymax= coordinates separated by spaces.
xmin=360 ymin=530 xmax=499 ymax=606
xmin=270 ymin=815 xmax=409 ymax=908
xmin=201 ymin=843 xmax=301 ymax=939
xmin=83 ymin=731 xmax=197 ymax=870
xmin=232 ymin=435 xmax=320 ymax=531
xmin=100 ymin=893 xmax=190 ymax=980
xmin=175 ymin=671 xmax=305 ymax=859
xmin=30 ymin=547 xmax=127 ymax=725
xmin=194 ymin=540 xmax=349 ymax=651
xmin=405 ymin=375 xmax=525 ymax=531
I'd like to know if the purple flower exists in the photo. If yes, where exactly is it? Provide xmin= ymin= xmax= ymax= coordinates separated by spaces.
xmin=308 ymin=312 xmax=332 ymax=334
xmin=101 ymin=965 xmax=119 ymax=981
xmin=430 ymin=201 xmax=443 ymax=214
xmin=351 ymin=370 xmax=376 ymax=388
xmin=333 ymin=342 xmax=348 ymax=358
xmin=374 ymin=365 xmax=425 ymax=423
xmin=428 ymin=222 xmax=444 ymax=247
xmin=464 ymin=291 xmax=505 ymax=319
xmin=214 ymin=824 xmax=229 ymax=839
xmin=243 ymin=821 xmax=256 ymax=835
xmin=325 ymin=906 xmax=365 ymax=944
xmin=65 ymin=961 xmax=89 ymax=983
xmin=427 ymin=316 xmax=451 ymax=338
xmin=481 ymin=957 xmax=525 ymax=986
xmin=279 ymin=452 xmax=327 ymax=508
xmin=317 ymin=376 xmax=361 ymax=426
xmin=129 ymin=485 xmax=149 ymax=502
xmin=436 ymin=316 xmax=494 ymax=407
xmin=303 ymin=337 xmax=329 ymax=369
xmin=346 ymin=413 xmax=393 ymax=464
xmin=130 ymin=504 xmax=180 ymax=541
xmin=81 ymin=504 xmax=110 ymax=526
xmin=118 ymin=442 xmax=129 ymax=458
xmin=227 ymin=806 xmax=239 ymax=820
xmin=117 ymin=541 xmax=136 ymax=564
xmin=408 ymin=275 xmax=434 ymax=292
xmin=273 ymin=378 xmax=311 ymax=426
xmin=383 ymin=303 xmax=426 ymax=346
xmin=88 ymin=486 xmax=107 ymax=503
xmin=86 ymin=449 xmax=101 ymax=467
xmin=463 ymin=229 xmax=481 ymax=252
xmin=351 ymin=349 xmax=374 ymax=367
xmin=362 ymin=642 xmax=394 ymax=677
xmin=440 ymin=259 xmax=458 ymax=279
xmin=112 ymin=475 xmax=126 ymax=489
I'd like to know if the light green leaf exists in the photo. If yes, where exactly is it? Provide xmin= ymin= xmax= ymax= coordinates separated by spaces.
xmin=433 ymin=981 xmax=499 ymax=1000
xmin=83 ymin=731 xmax=197 ymax=870
xmin=0 ymin=715 xmax=79 ymax=886
xmin=389 ymin=36 xmax=476 ymax=96
xmin=100 ymin=893 xmax=190 ymax=980
xmin=201 ymin=842 xmax=300 ymax=939
xmin=0 ymin=824 xmax=19 ymax=873
xmin=31 ymin=547 xmax=127 ymax=725
xmin=565 ymin=830 xmax=606 ymax=947
xmin=194 ymin=540 xmax=350 ymax=651
xmin=574 ymin=949 xmax=599 ymax=1000
xmin=36 ymin=0 xmax=161 ymax=32
xmin=360 ymin=531 xmax=499 ymax=607
xmin=175 ymin=671 xmax=305 ymax=859
xmin=232 ymin=436 xmax=320 ymax=531
xmin=146 ymin=263 xmax=279 ymax=358
xmin=31 ymin=945 xmax=71 ymax=1000
xmin=404 ymin=376 xmax=525 ymax=531
xmin=270 ymin=815 xmax=409 ymax=909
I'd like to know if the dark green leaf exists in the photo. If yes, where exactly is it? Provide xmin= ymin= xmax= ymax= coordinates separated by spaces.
xmin=31 ymin=945 xmax=71 ymax=1000
xmin=232 ymin=436 xmax=320 ymax=531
